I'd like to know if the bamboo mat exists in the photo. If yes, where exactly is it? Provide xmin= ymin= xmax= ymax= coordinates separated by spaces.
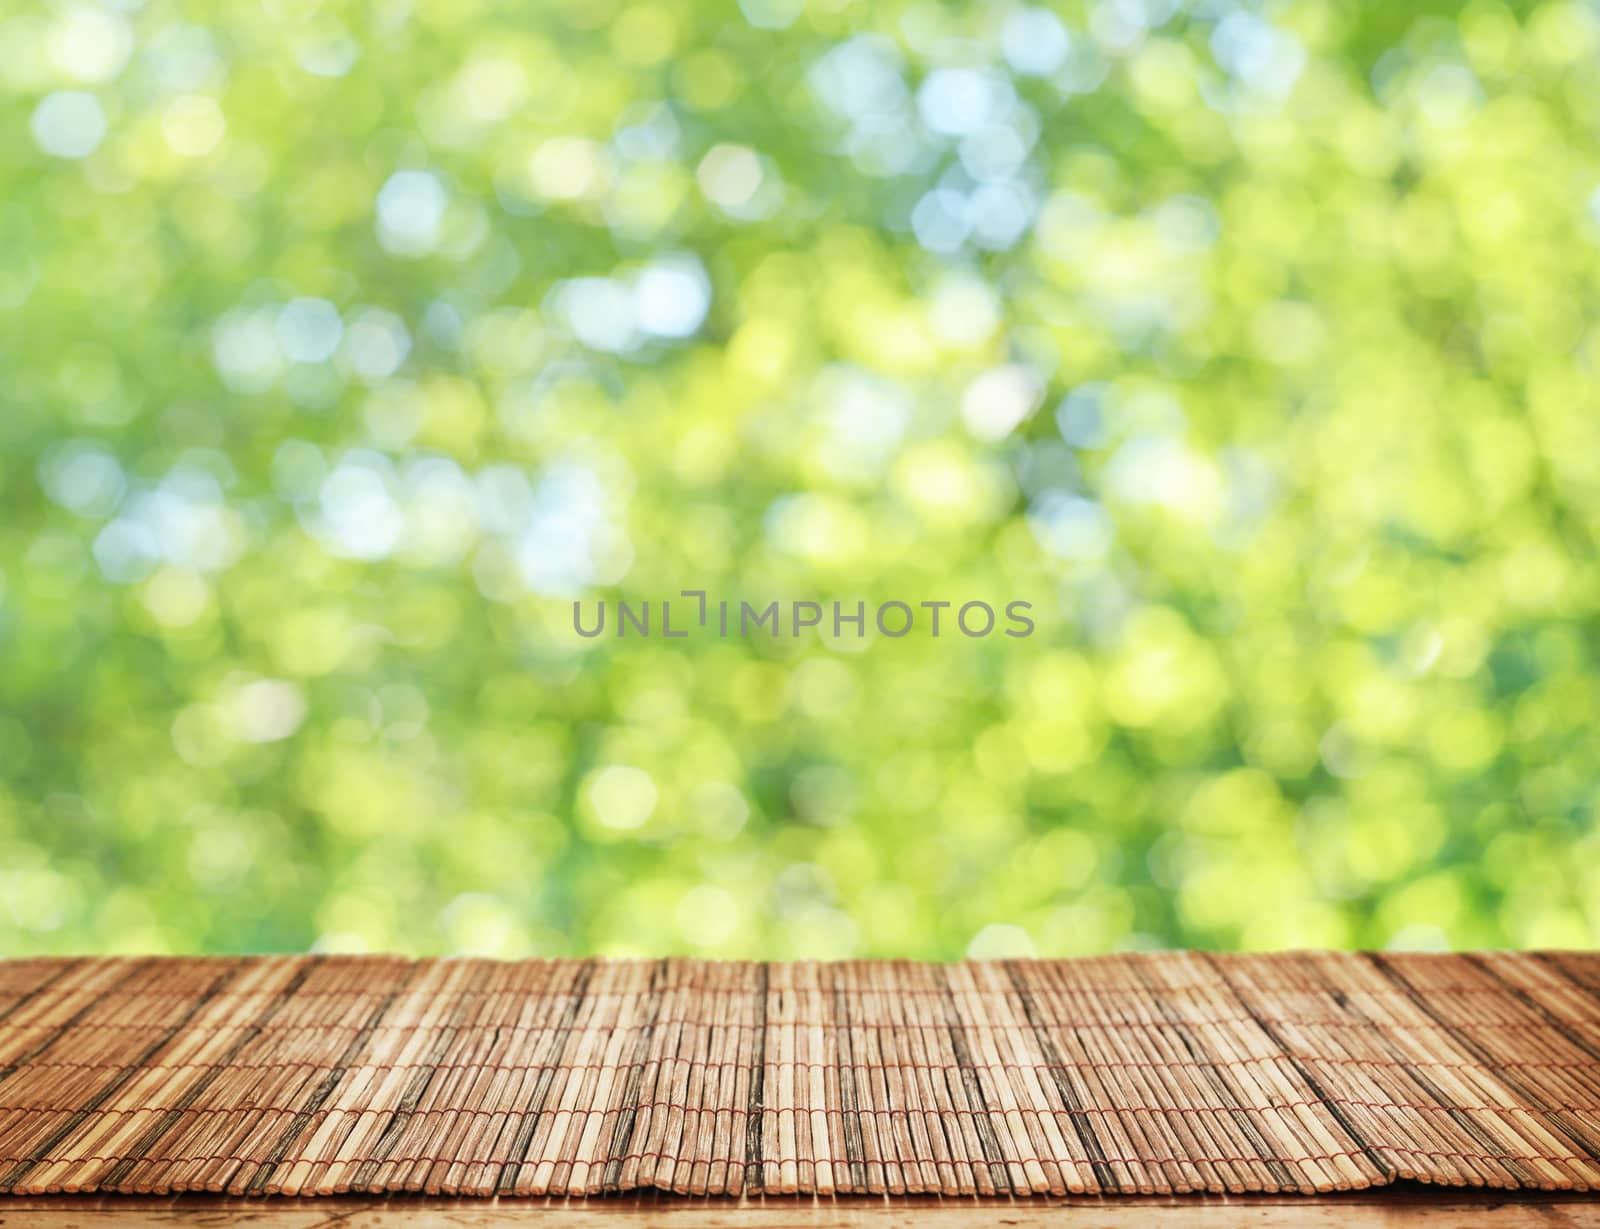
xmin=0 ymin=953 xmax=1597 ymax=1198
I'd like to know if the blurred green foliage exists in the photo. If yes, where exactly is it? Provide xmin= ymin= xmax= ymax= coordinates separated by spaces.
xmin=3 ymin=0 xmax=1600 ymax=960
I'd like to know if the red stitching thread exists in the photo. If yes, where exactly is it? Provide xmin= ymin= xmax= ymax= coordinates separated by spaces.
xmin=5 ymin=1054 xmax=1596 ymax=1075
xmin=3 ymin=1145 xmax=1592 ymax=1171
xmin=2 ymin=1098 xmax=1596 ymax=1119
xmin=5 ymin=1014 xmax=1589 ymax=1035
xmin=5 ymin=980 xmax=1582 ymax=1002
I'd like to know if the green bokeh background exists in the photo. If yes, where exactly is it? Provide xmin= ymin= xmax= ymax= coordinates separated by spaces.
xmin=4 ymin=0 xmax=1599 ymax=959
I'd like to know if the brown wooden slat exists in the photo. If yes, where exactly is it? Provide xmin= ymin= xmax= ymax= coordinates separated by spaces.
xmin=0 ymin=954 xmax=1595 ymax=1198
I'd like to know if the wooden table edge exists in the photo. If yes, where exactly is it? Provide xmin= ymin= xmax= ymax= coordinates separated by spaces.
xmin=1 ymin=1188 xmax=1598 ymax=1227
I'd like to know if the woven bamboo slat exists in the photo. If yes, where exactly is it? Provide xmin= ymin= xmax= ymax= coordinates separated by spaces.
xmin=0 ymin=953 xmax=1595 ymax=1197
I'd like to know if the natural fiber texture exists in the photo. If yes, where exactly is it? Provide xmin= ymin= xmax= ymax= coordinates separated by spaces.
xmin=0 ymin=953 xmax=1597 ymax=1197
